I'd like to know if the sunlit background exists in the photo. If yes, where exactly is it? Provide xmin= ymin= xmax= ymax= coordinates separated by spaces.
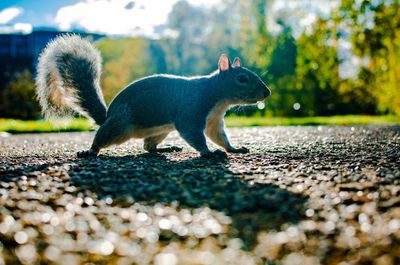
xmin=0 ymin=0 xmax=399 ymax=121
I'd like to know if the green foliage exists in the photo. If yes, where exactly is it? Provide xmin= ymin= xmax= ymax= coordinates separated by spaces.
xmin=339 ymin=0 xmax=400 ymax=115
xmin=95 ymin=38 xmax=162 ymax=103
xmin=295 ymin=19 xmax=341 ymax=116
xmin=265 ymin=27 xmax=298 ymax=116
xmin=0 ymin=70 xmax=41 ymax=120
xmin=239 ymin=0 xmax=273 ymax=70
xmin=1 ymin=0 xmax=399 ymax=119
xmin=1 ymin=115 xmax=398 ymax=133
xmin=225 ymin=115 xmax=400 ymax=127
xmin=0 ymin=118 xmax=93 ymax=133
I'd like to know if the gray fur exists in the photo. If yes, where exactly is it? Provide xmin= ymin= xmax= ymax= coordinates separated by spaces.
xmin=36 ymin=34 xmax=107 ymax=124
xmin=35 ymin=35 xmax=271 ymax=157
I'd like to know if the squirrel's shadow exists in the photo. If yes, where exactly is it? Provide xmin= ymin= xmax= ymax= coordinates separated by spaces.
xmin=3 ymin=153 xmax=308 ymax=248
xmin=69 ymin=153 xmax=307 ymax=247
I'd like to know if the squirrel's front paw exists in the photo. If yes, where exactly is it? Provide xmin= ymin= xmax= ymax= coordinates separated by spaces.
xmin=228 ymin=146 xmax=249 ymax=154
xmin=77 ymin=149 xmax=98 ymax=158
xmin=201 ymin=149 xmax=227 ymax=159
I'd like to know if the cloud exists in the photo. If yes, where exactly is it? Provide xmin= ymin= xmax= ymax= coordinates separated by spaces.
xmin=55 ymin=0 xmax=221 ymax=36
xmin=55 ymin=0 xmax=177 ymax=36
xmin=0 ymin=7 xmax=23 ymax=24
xmin=0 ymin=6 xmax=31 ymax=34
xmin=0 ymin=23 xmax=32 ymax=34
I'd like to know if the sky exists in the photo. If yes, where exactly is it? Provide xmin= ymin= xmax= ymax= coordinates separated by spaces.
xmin=0 ymin=0 xmax=220 ymax=36
xmin=0 ymin=0 xmax=338 ymax=37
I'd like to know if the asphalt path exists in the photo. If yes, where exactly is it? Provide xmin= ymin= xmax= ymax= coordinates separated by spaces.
xmin=0 ymin=126 xmax=399 ymax=264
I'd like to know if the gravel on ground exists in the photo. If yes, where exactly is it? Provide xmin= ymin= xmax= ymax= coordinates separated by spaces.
xmin=0 ymin=126 xmax=399 ymax=265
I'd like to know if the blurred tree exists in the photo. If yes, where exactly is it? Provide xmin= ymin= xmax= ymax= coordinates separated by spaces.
xmin=249 ymin=0 xmax=274 ymax=70
xmin=266 ymin=26 xmax=298 ymax=116
xmin=165 ymin=0 xmax=210 ymax=75
xmin=0 ymin=70 xmax=41 ymax=120
xmin=203 ymin=0 xmax=242 ymax=71
xmin=149 ymin=42 xmax=168 ymax=74
xmin=96 ymin=38 xmax=161 ymax=103
xmin=339 ymin=0 xmax=400 ymax=115
xmin=295 ymin=19 xmax=341 ymax=116
xmin=0 ymin=56 xmax=34 ymax=95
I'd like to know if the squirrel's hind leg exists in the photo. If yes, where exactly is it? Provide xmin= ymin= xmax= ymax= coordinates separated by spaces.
xmin=144 ymin=133 xmax=182 ymax=153
xmin=77 ymin=118 xmax=133 ymax=157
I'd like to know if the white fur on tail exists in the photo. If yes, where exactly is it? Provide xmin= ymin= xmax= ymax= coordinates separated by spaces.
xmin=35 ymin=34 xmax=103 ymax=120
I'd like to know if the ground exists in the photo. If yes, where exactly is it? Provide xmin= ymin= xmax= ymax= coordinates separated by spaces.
xmin=0 ymin=126 xmax=399 ymax=265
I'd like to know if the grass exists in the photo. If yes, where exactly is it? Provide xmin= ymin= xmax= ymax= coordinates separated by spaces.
xmin=225 ymin=115 xmax=400 ymax=127
xmin=0 ymin=115 xmax=399 ymax=133
xmin=0 ymin=118 xmax=93 ymax=134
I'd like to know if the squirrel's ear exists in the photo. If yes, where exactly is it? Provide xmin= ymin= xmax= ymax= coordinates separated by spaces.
xmin=233 ymin=57 xmax=241 ymax=67
xmin=218 ymin=54 xmax=231 ymax=72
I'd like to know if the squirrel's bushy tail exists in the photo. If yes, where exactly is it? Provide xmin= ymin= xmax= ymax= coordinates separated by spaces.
xmin=36 ymin=34 xmax=107 ymax=125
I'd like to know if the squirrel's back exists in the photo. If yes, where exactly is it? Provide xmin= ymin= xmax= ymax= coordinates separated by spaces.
xmin=107 ymin=74 xmax=215 ymax=127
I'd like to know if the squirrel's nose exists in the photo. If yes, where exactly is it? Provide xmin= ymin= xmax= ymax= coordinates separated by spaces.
xmin=260 ymin=80 xmax=271 ymax=98
xmin=263 ymin=88 xmax=271 ymax=98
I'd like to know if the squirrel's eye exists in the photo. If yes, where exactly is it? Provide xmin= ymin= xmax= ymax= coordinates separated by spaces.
xmin=236 ymin=74 xmax=249 ymax=83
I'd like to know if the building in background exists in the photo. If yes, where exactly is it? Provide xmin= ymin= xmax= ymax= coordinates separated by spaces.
xmin=0 ymin=28 xmax=104 ymax=66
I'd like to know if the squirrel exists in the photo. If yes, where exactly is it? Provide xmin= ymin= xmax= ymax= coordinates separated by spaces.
xmin=35 ymin=35 xmax=271 ymax=158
